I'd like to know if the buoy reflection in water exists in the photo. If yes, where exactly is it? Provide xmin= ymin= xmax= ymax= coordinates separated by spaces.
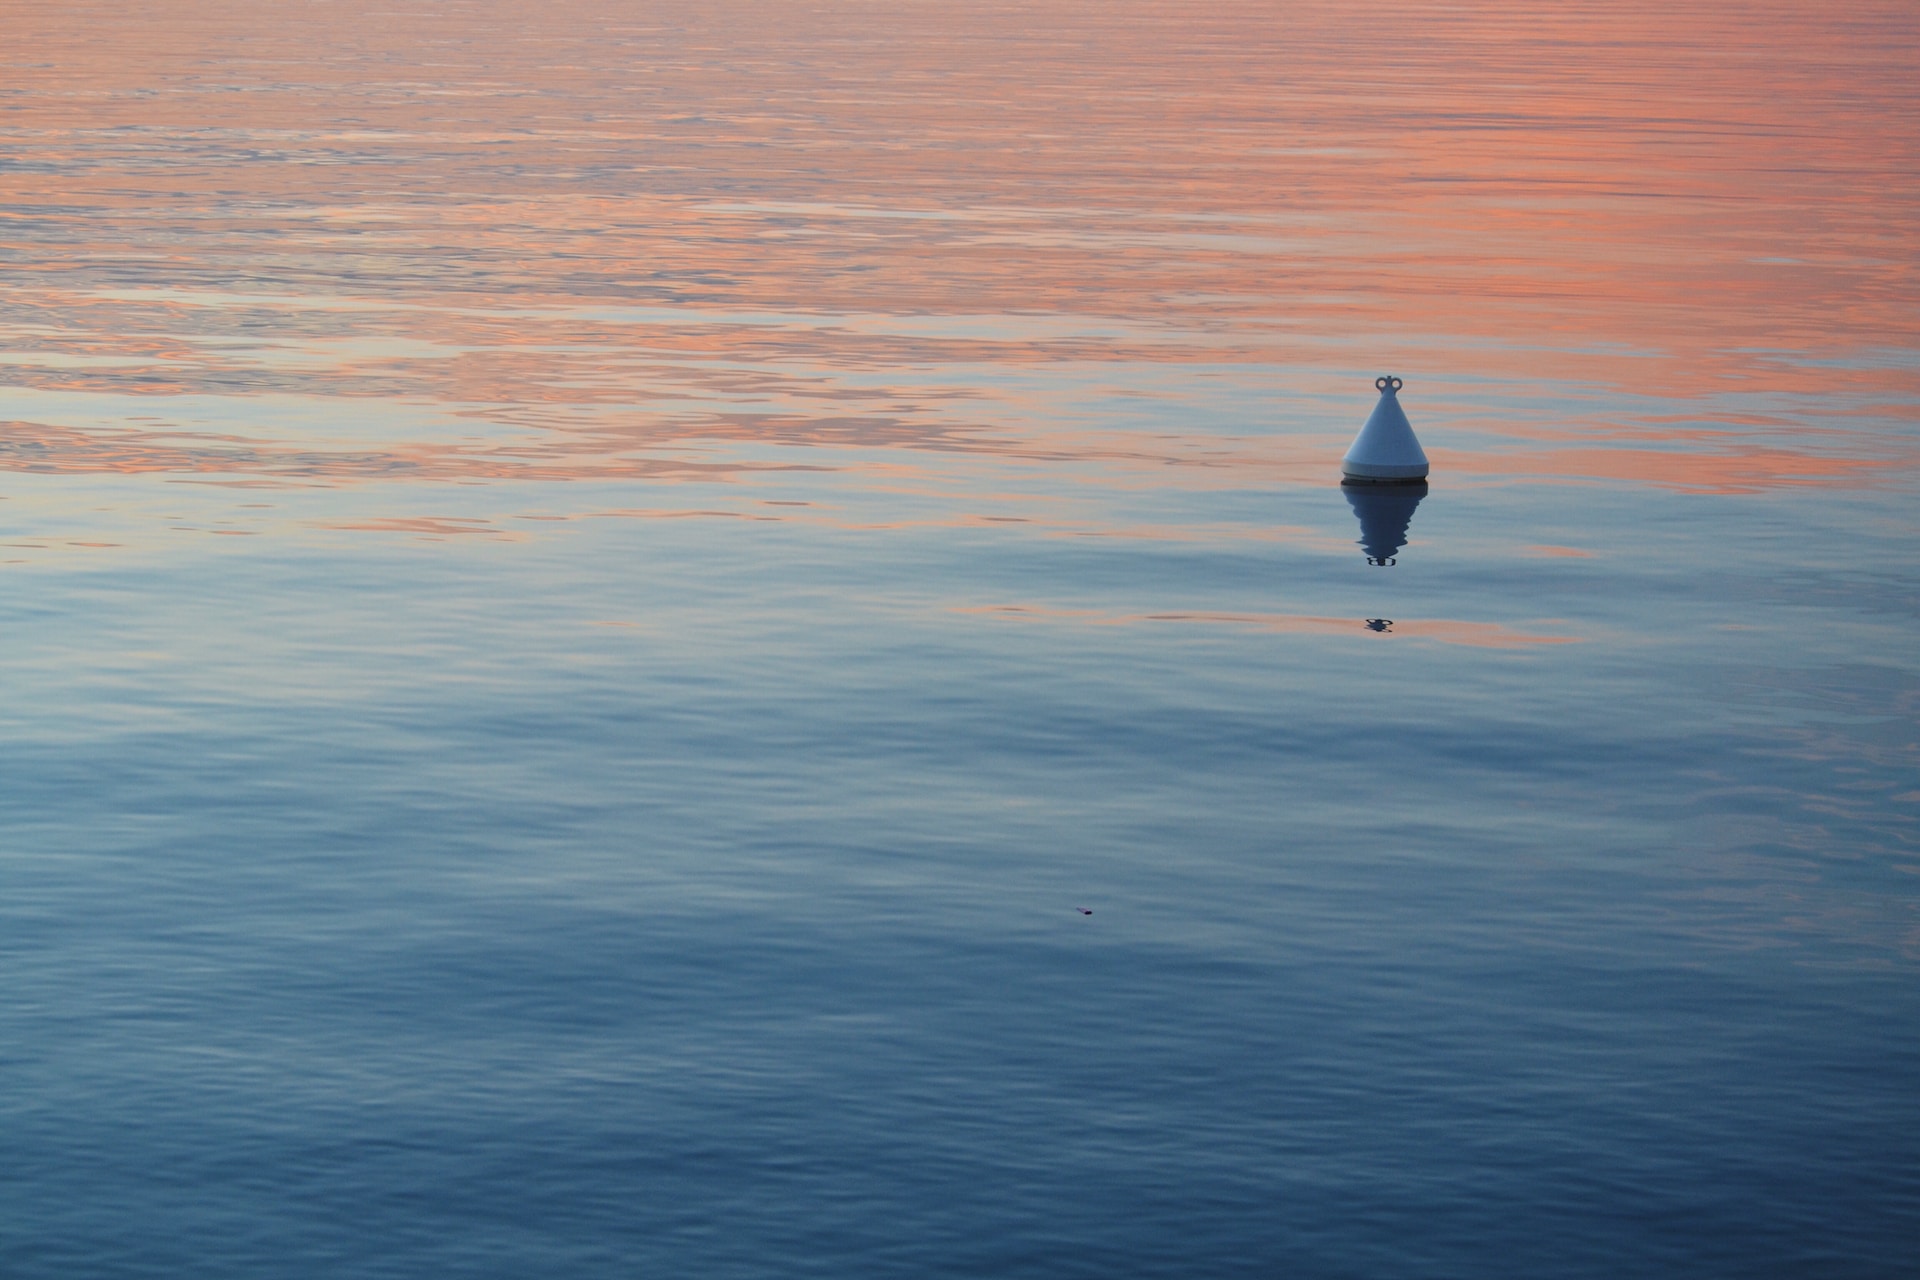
xmin=1345 ymin=482 xmax=1428 ymax=566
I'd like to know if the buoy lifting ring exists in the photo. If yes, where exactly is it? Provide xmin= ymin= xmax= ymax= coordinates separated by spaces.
xmin=1375 ymin=375 xmax=1403 ymax=392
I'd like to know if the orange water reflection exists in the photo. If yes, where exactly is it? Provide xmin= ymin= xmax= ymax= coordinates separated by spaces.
xmin=1 ymin=0 xmax=1916 ymax=513
xmin=956 ymin=605 xmax=1579 ymax=650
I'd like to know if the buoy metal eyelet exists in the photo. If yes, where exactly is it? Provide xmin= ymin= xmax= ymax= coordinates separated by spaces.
xmin=1374 ymin=375 xmax=1403 ymax=393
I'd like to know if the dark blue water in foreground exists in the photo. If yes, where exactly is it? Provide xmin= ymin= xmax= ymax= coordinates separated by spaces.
xmin=3 ymin=2 xmax=1918 ymax=1274
xmin=4 ymin=482 xmax=1915 ymax=1277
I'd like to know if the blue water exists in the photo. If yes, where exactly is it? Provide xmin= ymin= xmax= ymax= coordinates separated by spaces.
xmin=4 ymin=3 xmax=1919 ymax=1275
xmin=5 ymin=477 xmax=1914 ymax=1275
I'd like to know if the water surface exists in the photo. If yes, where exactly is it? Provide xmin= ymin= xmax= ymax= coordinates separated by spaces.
xmin=2 ymin=3 xmax=1917 ymax=1276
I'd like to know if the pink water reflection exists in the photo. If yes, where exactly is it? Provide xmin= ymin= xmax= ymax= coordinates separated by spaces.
xmin=956 ymin=605 xmax=1579 ymax=650
xmin=1 ymin=0 xmax=1915 ymax=512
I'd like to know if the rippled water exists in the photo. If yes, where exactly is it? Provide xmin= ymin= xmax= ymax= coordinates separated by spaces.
xmin=3 ymin=3 xmax=1917 ymax=1275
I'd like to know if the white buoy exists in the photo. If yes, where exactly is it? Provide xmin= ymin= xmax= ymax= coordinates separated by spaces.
xmin=1341 ymin=375 xmax=1429 ymax=485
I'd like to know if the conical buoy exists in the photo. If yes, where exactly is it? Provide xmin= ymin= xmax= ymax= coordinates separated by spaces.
xmin=1341 ymin=375 xmax=1429 ymax=484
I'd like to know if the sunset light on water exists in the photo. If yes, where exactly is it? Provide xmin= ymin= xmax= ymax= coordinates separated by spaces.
xmin=2 ymin=3 xmax=1916 ymax=1275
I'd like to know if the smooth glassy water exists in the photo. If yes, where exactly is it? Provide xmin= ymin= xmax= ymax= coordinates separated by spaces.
xmin=2 ymin=3 xmax=1916 ymax=1275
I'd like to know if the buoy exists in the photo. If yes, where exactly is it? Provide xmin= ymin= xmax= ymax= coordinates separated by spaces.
xmin=1341 ymin=375 xmax=1429 ymax=484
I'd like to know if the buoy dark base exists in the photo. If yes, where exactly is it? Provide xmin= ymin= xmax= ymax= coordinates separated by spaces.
xmin=1341 ymin=475 xmax=1429 ymax=487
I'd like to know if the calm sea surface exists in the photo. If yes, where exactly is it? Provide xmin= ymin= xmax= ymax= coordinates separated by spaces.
xmin=3 ymin=2 xmax=1917 ymax=1275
